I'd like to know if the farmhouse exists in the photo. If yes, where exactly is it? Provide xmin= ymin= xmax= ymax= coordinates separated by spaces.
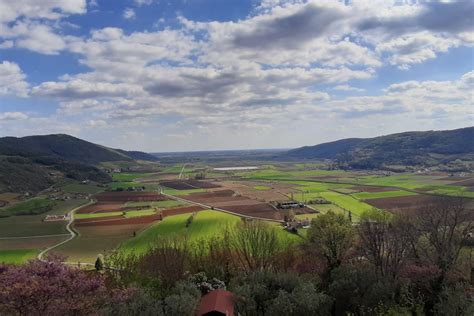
xmin=275 ymin=200 xmax=304 ymax=209
xmin=44 ymin=214 xmax=69 ymax=222
xmin=196 ymin=289 xmax=235 ymax=316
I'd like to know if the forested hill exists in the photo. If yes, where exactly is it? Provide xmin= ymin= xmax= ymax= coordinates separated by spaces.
xmin=0 ymin=134 xmax=157 ymax=164
xmin=284 ymin=127 xmax=474 ymax=168
xmin=0 ymin=134 xmax=156 ymax=193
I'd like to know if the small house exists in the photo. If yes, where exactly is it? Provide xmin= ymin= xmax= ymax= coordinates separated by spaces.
xmin=196 ymin=289 xmax=235 ymax=316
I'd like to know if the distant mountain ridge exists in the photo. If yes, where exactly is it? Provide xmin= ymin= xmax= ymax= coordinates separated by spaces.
xmin=0 ymin=134 xmax=157 ymax=193
xmin=284 ymin=127 xmax=474 ymax=169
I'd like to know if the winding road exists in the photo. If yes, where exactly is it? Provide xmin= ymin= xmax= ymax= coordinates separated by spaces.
xmin=37 ymin=200 xmax=95 ymax=263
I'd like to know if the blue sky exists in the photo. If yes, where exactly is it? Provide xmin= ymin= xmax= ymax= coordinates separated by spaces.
xmin=0 ymin=0 xmax=473 ymax=151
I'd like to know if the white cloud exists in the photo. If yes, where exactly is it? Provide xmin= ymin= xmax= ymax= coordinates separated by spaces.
xmin=0 ymin=0 xmax=86 ymax=23
xmin=0 ymin=112 xmax=28 ymax=121
xmin=123 ymin=8 xmax=136 ymax=20
xmin=0 ymin=61 xmax=29 ymax=97
xmin=0 ymin=0 xmax=86 ymax=54
xmin=134 ymin=0 xmax=153 ymax=6
xmin=332 ymin=85 xmax=365 ymax=92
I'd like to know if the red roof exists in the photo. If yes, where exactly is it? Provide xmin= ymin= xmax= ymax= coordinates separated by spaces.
xmin=196 ymin=289 xmax=235 ymax=316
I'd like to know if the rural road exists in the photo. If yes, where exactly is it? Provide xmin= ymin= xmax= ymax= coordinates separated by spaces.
xmin=37 ymin=200 xmax=95 ymax=263
xmin=160 ymin=190 xmax=284 ymax=223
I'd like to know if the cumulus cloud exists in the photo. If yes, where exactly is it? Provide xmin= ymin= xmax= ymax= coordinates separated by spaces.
xmin=1 ymin=0 xmax=472 ymax=150
xmin=0 ymin=61 xmax=29 ymax=97
xmin=0 ymin=0 xmax=86 ymax=22
xmin=0 ymin=0 xmax=86 ymax=54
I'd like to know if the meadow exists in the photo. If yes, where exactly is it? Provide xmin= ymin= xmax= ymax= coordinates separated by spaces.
xmin=120 ymin=210 xmax=301 ymax=255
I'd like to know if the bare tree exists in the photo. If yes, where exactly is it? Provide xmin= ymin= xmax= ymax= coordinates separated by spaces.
xmin=413 ymin=197 xmax=473 ymax=277
xmin=358 ymin=210 xmax=413 ymax=278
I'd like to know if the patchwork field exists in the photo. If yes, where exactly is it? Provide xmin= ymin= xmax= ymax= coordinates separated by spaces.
xmin=2 ymin=167 xmax=472 ymax=265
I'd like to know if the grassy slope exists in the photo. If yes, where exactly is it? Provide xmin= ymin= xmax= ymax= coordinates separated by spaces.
xmin=121 ymin=210 xmax=300 ymax=254
xmin=318 ymin=192 xmax=375 ymax=217
xmin=0 ymin=249 xmax=38 ymax=264
xmin=121 ymin=210 xmax=240 ymax=253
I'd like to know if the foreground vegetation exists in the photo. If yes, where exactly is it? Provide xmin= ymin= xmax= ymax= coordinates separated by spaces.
xmin=1 ymin=197 xmax=471 ymax=315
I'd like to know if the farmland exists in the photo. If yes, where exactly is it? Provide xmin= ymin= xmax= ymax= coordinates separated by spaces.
xmin=120 ymin=210 xmax=300 ymax=255
xmin=1 ymin=164 xmax=473 ymax=264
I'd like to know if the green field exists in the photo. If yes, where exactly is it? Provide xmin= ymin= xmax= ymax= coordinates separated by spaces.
xmin=162 ymin=165 xmax=186 ymax=174
xmin=0 ymin=197 xmax=57 ymax=218
xmin=120 ymin=210 xmax=240 ymax=253
xmin=121 ymin=210 xmax=300 ymax=254
xmin=108 ymin=182 xmax=161 ymax=191
xmin=352 ymin=190 xmax=417 ymax=200
xmin=112 ymin=173 xmax=156 ymax=182
xmin=60 ymin=183 xmax=104 ymax=194
xmin=240 ymin=168 xmax=473 ymax=198
xmin=0 ymin=249 xmax=37 ymax=264
xmin=162 ymin=188 xmax=205 ymax=196
xmin=75 ymin=209 xmax=158 ymax=219
xmin=75 ymin=212 xmax=123 ymax=219
xmin=357 ymin=174 xmax=473 ymax=197
xmin=124 ymin=209 xmax=157 ymax=218
xmin=254 ymin=185 xmax=271 ymax=190
xmin=318 ymin=191 xmax=375 ymax=217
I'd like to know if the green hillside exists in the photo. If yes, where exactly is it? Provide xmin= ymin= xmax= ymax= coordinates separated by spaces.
xmin=285 ymin=127 xmax=474 ymax=169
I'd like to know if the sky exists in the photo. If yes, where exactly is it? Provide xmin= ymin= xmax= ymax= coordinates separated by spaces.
xmin=0 ymin=0 xmax=473 ymax=152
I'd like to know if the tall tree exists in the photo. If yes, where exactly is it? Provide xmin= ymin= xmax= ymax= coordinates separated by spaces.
xmin=307 ymin=211 xmax=355 ymax=271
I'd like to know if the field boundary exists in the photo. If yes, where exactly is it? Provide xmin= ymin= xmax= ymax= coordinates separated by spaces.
xmin=161 ymin=190 xmax=284 ymax=223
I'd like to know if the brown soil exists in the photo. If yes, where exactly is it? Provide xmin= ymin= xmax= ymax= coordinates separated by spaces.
xmin=450 ymin=178 xmax=474 ymax=187
xmin=161 ymin=180 xmax=221 ymax=190
xmin=74 ymin=215 xmax=124 ymax=224
xmin=364 ymin=195 xmax=440 ymax=211
xmin=95 ymin=191 xmax=168 ymax=202
xmin=161 ymin=206 xmax=204 ymax=217
xmin=0 ymin=235 xmax=69 ymax=250
xmin=77 ymin=203 xmax=123 ymax=214
xmin=74 ymin=214 xmax=163 ymax=227
xmin=224 ymin=204 xmax=282 ymax=220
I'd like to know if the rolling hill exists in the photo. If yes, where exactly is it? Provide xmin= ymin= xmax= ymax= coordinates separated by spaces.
xmin=0 ymin=134 xmax=157 ymax=193
xmin=0 ymin=134 xmax=157 ymax=164
xmin=284 ymin=127 xmax=474 ymax=169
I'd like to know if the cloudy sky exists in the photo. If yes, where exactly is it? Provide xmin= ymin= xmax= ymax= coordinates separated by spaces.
xmin=0 ymin=0 xmax=473 ymax=152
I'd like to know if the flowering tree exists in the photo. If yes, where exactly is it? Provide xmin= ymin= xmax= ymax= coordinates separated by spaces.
xmin=0 ymin=256 xmax=109 ymax=315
